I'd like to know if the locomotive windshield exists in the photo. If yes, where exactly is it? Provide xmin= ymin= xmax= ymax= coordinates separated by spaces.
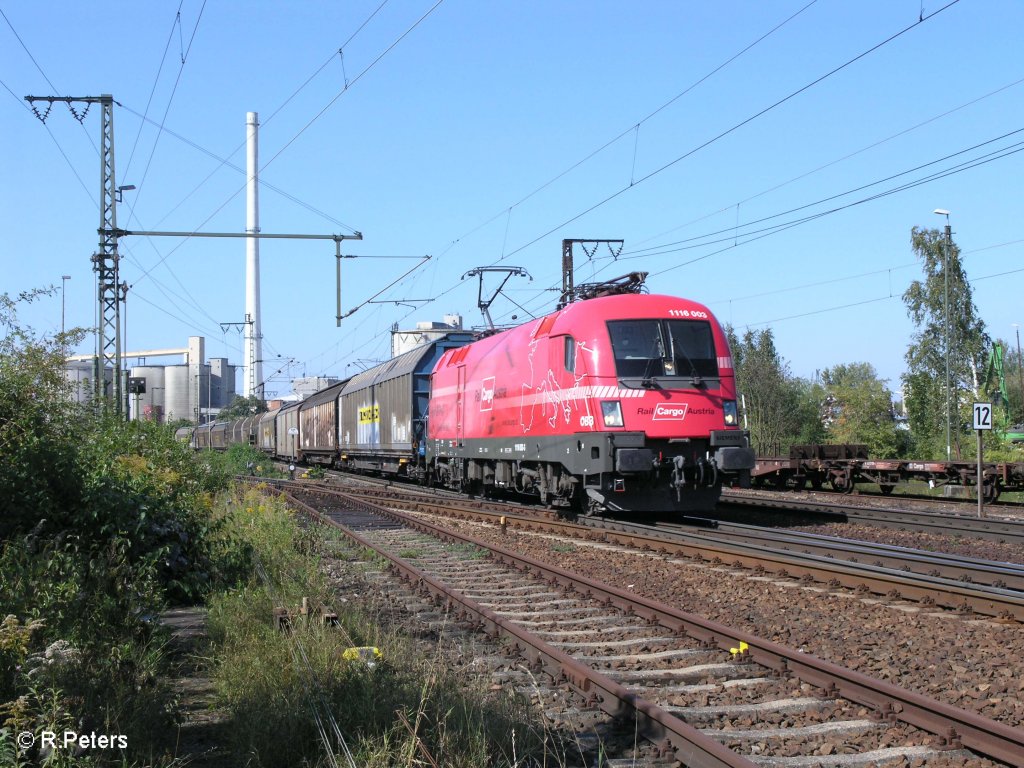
xmin=607 ymin=319 xmax=718 ymax=386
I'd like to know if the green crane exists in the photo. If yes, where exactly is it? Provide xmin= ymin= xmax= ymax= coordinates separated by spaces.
xmin=982 ymin=343 xmax=1024 ymax=442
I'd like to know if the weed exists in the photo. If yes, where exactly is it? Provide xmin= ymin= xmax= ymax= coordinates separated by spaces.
xmin=453 ymin=543 xmax=490 ymax=560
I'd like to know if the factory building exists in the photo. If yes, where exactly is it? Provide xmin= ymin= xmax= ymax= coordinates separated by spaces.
xmin=64 ymin=336 xmax=238 ymax=424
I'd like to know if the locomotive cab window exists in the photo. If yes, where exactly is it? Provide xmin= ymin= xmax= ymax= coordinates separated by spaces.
xmin=563 ymin=335 xmax=575 ymax=373
xmin=607 ymin=319 xmax=718 ymax=387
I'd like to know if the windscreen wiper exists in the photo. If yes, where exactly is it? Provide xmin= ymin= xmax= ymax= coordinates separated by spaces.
xmin=668 ymin=329 xmax=705 ymax=388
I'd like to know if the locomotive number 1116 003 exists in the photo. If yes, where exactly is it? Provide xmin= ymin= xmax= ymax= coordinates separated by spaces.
xmin=668 ymin=308 xmax=708 ymax=319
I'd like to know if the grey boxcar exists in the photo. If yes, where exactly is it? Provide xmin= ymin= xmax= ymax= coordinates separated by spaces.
xmin=194 ymin=422 xmax=213 ymax=449
xmin=230 ymin=414 xmax=258 ymax=446
xmin=174 ymin=425 xmax=195 ymax=447
xmin=210 ymin=422 xmax=229 ymax=449
xmin=338 ymin=333 xmax=472 ymax=477
xmin=274 ymin=402 xmax=302 ymax=462
xmin=298 ymin=380 xmax=347 ymax=465
xmin=257 ymin=409 xmax=278 ymax=455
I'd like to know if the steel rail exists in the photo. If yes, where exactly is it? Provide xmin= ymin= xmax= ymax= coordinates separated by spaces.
xmin=720 ymin=490 xmax=1024 ymax=544
xmin=276 ymin=484 xmax=1024 ymax=766
xmin=687 ymin=521 xmax=1024 ymax=591
xmin=315 ymin=483 xmax=1024 ymax=621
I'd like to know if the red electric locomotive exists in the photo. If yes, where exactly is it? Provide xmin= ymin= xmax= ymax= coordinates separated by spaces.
xmin=426 ymin=286 xmax=754 ymax=514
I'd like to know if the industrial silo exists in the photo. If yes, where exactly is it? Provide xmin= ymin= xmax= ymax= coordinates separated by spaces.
xmin=63 ymin=361 xmax=95 ymax=405
xmin=164 ymin=365 xmax=191 ymax=423
xmin=209 ymin=358 xmax=237 ymax=409
xmin=129 ymin=366 xmax=166 ymax=422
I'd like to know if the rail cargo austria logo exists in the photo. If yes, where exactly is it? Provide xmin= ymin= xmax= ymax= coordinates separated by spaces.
xmin=652 ymin=403 xmax=688 ymax=421
xmin=480 ymin=377 xmax=495 ymax=412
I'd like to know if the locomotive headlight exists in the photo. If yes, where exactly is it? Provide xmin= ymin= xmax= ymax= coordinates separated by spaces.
xmin=723 ymin=400 xmax=738 ymax=426
xmin=601 ymin=400 xmax=624 ymax=427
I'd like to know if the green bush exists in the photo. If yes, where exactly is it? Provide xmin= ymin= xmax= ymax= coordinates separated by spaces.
xmin=208 ymin=489 xmax=548 ymax=767
xmin=0 ymin=290 xmax=245 ymax=764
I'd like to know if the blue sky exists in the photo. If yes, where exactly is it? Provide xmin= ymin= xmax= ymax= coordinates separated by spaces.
xmin=3 ymin=1 xmax=1022 ymax=397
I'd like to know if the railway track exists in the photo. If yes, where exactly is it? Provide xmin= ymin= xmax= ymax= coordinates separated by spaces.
xmin=287 ymin=477 xmax=1024 ymax=621
xmin=274 ymin=483 xmax=1024 ymax=767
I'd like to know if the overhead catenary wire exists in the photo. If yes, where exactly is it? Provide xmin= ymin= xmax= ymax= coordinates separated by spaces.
xmin=2 ymin=3 xmax=231 ymax=346
xmin=121 ymin=4 xmax=184 ymax=186
xmin=464 ymin=126 xmax=1024 ymax=337
xmin=630 ymin=74 xmax=1024 ymax=251
xmin=11 ymin=2 xmax=1011 ymax=389
xmin=0 ymin=12 xmax=97 ymax=207
xmin=315 ymin=0 xmax=964 ymax=374
xmin=737 ymin=263 xmax=1024 ymax=331
xmin=622 ymin=127 xmax=1024 ymax=260
xmin=492 ymin=0 xmax=963 ymax=267
xmin=125 ymin=2 xmax=441 ymax=290
xmin=432 ymin=0 xmax=819 ymax=261
xmin=318 ymin=63 xmax=1024 ymax=370
xmin=116 ymin=0 xmax=392 ymax=237
xmin=461 ymin=126 xmax=1024 ymax=331
xmin=6 ymin=1 xmax=399 ymax=359
xmin=124 ymin=0 xmax=207 ymax=214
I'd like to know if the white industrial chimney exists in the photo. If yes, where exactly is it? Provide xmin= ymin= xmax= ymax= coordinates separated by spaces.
xmin=245 ymin=111 xmax=264 ymax=398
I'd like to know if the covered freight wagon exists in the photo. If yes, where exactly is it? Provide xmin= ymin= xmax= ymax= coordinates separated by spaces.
xmin=338 ymin=333 xmax=473 ymax=477
xmin=257 ymin=408 xmax=278 ymax=455
xmin=298 ymin=380 xmax=347 ymax=465
xmin=274 ymin=402 xmax=302 ymax=462
xmin=229 ymin=414 xmax=259 ymax=447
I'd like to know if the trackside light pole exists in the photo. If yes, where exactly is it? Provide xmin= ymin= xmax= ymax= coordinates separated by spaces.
xmin=934 ymin=209 xmax=952 ymax=461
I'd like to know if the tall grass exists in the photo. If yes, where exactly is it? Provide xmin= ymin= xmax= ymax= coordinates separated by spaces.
xmin=207 ymin=487 xmax=558 ymax=767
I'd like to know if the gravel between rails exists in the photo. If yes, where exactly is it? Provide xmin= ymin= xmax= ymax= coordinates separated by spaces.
xmin=403 ymin=510 xmax=1024 ymax=732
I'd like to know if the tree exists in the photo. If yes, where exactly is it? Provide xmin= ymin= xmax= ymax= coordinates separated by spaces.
xmin=901 ymin=226 xmax=988 ymax=459
xmin=820 ymin=362 xmax=905 ymax=457
xmin=217 ymin=393 xmax=268 ymax=421
xmin=727 ymin=326 xmax=823 ymax=454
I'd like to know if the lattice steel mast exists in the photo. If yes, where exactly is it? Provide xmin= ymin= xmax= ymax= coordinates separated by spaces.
xmin=26 ymin=94 xmax=123 ymax=413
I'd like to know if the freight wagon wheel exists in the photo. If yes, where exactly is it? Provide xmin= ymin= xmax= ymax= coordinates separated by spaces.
xmin=982 ymin=481 xmax=1001 ymax=503
xmin=879 ymin=484 xmax=895 ymax=495
xmin=829 ymin=471 xmax=855 ymax=494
